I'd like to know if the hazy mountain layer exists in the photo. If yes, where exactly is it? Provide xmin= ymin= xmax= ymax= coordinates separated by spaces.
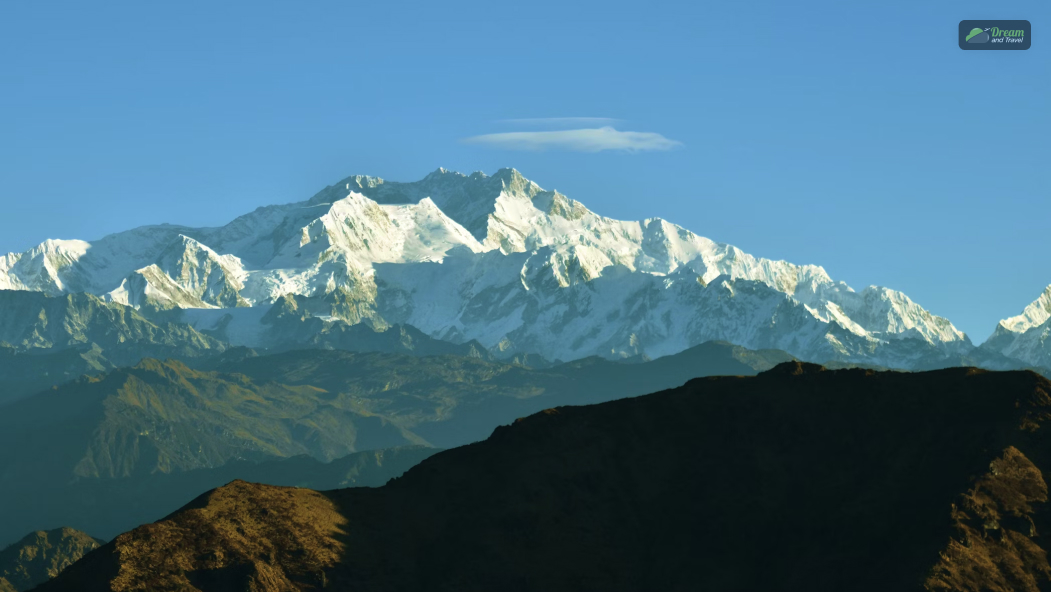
xmin=196 ymin=292 xmax=499 ymax=360
xmin=0 ymin=340 xmax=790 ymax=545
xmin=1 ymin=447 xmax=437 ymax=549
xmin=0 ymin=344 xmax=111 ymax=406
xmin=0 ymin=289 xmax=542 ymax=407
xmin=0 ymin=528 xmax=102 ymax=592
xmin=0 ymin=341 xmax=787 ymax=485
xmin=0 ymin=358 xmax=424 ymax=485
xmin=0 ymin=169 xmax=977 ymax=367
xmin=196 ymin=340 xmax=794 ymax=448
xmin=0 ymin=290 xmax=223 ymax=367
xmin=38 ymin=364 xmax=1051 ymax=591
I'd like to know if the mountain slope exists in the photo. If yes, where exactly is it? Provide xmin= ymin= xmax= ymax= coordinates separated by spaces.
xmin=0 ymin=528 xmax=102 ymax=592
xmin=107 ymin=235 xmax=250 ymax=311
xmin=199 ymin=340 xmax=795 ymax=447
xmin=0 ymin=290 xmax=232 ymax=406
xmin=182 ymin=292 xmax=498 ymax=359
xmin=0 ymin=288 xmax=522 ymax=406
xmin=983 ymin=284 xmax=1051 ymax=369
xmin=0 ymin=339 xmax=788 ymax=486
xmin=0 ymin=169 xmax=973 ymax=368
xmin=37 ymin=364 xmax=1051 ymax=592
xmin=0 ymin=358 xmax=425 ymax=486
xmin=0 ymin=290 xmax=224 ymax=367
xmin=0 ymin=344 xmax=111 ymax=406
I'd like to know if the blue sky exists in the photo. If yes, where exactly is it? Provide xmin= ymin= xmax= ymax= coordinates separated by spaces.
xmin=0 ymin=0 xmax=1047 ymax=341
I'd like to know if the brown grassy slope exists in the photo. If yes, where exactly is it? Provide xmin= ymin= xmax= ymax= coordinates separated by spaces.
xmin=37 ymin=363 xmax=1051 ymax=592
xmin=34 ymin=483 xmax=345 ymax=592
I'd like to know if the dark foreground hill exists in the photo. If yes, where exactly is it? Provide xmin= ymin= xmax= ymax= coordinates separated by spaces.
xmin=37 ymin=363 xmax=1051 ymax=591
xmin=0 ymin=528 xmax=102 ymax=592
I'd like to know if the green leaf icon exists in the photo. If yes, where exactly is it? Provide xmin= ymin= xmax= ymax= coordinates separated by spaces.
xmin=965 ymin=28 xmax=984 ymax=41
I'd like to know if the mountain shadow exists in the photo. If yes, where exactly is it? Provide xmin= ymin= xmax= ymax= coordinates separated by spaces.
xmin=36 ymin=363 xmax=1051 ymax=591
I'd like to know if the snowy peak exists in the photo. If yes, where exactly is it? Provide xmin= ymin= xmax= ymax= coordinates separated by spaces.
xmin=287 ymin=192 xmax=484 ymax=266
xmin=153 ymin=235 xmax=248 ymax=307
xmin=999 ymin=285 xmax=1051 ymax=334
xmin=384 ymin=197 xmax=486 ymax=260
xmin=832 ymin=286 xmax=968 ymax=345
xmin=981 ymin=285 xmax=1051 ymax=369
xmin=107 ymin=235 xmax=248 ymax=310
xmin=0 ymin=239 xmax=91 ymax=295
xmin=487 ymin=167 xmax=545 ymax=199
xmin=157 ymin=235 xmax=244 ymax=277
xmin=316 ymin=167 xmax=543 ymax=241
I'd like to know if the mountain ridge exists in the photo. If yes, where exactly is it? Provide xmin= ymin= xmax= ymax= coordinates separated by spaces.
xmin=0 ymin=168 xmax=1032 ymax=368
xmin=0 ymin=528 xmax=102 ymax=592
xmin=0 ymin=340 xmax=793 ymax=546
xmin=0 ymin=290 xmax=223 ymax=371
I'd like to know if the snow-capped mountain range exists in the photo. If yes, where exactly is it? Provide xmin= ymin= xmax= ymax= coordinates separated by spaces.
xmin=0 ymin=168 xmax=1040 ymax=368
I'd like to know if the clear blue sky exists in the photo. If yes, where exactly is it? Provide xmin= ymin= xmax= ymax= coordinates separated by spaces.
xmin=0 ymin=0 xmax=1047 ymax=342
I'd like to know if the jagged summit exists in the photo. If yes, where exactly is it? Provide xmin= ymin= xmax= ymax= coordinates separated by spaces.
xmin=1000 ymin=284 xmax=1051 ymax=334
xmin=982 ymin=284 xmax=1051 ymax=369
xmin=0 ymin=168 xmax=977 ymax=367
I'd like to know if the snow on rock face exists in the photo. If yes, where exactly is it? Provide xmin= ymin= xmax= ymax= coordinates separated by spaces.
xmin=0 ymin=168 xmax=971 ymax=365
xmin=106 ymin=235 xmax=249 ymax=310
xmin=982 ymin=285 xmax=1051 ymax=368
xmin=371 ymin=247 xmax=962 ymax=366
xmin=284 ymin=193 xmax=484 ymax=266
xmin=1000 ymin=285 xmax=1051 ymax=334
xmin=0 ymin=239 xmax=91 ymax=294
xmin=319 ymin=168 xmax=544 ymax=241
xmin=799 ymin=283 xmax=968 ymax=346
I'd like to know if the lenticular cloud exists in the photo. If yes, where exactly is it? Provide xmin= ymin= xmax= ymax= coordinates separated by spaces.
xmin=462 ymin=127 xmax=682 ymax=152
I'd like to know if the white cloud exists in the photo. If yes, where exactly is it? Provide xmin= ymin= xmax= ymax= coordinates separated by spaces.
xmin=462 ymin=127 xmax=682 ymax=153
xmin=498 ymin=117 xmax=622 ymax=127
